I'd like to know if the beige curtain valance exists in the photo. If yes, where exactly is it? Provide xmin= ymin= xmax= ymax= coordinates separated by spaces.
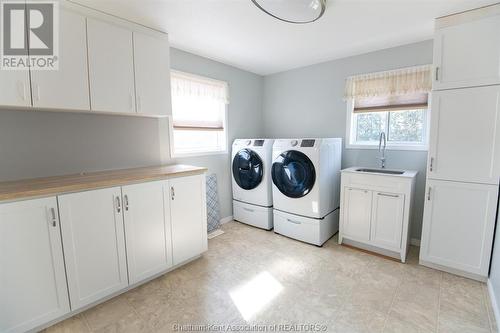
xmin=171 ymin=70 xmax=229 ymax=104
xmin=344 ymin=65 xmax=432 ymax=112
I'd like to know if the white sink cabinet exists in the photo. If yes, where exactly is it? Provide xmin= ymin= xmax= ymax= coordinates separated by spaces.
xmin=339 ymin=167 xmax=417 ymax=262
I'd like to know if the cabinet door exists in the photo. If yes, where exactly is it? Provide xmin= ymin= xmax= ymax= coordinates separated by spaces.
xmin=169 ymin=175 xmax=207 ymax=265
xmin=0 ymin=197 xmax=69 ymax=333
xmin=133 ymin=32 xmax=172 ymax=116
xmin=433 ymin=14 xmax=500 ymax=90
xmin=87 ymin=18 xmax=135 ymax=113
xmin=122 ymin=181 xmax=172 ymax=284
xmin=428 ymin=86 xmax=500 ymax=184
xmin=342 ymin=187 xmax=372 ymax=241
xmin=58 ymin=187 xmax=128 ymax=310
xmin=370 ymin=192 xmax=404 ymax=251
xmin=30 ymin=8 xmax=89 ymax=110
xmin=420 ymin=180 xmax=498 ymax=277
xmin=0 ymin=71 xmax=31 ymax=107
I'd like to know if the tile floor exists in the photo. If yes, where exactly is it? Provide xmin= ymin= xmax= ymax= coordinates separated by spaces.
xmin=44 ymin=221 xmax=497 ymax=333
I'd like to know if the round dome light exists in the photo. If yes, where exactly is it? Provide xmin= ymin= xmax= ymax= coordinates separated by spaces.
xmin=251 ymin=0 xmax=326 ymax=24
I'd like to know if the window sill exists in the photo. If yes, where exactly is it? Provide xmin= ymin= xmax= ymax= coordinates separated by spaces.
xmin=346 ymin=143 xmax=428 ymax=151
xmin=172 ymin=149 xmax=229 ymax=158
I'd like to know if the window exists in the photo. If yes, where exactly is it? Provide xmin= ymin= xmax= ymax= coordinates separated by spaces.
xmin=170 ymin=71 xmax=229 ymax=156
xmin=345 ymin=65 xmax=432 ymax=150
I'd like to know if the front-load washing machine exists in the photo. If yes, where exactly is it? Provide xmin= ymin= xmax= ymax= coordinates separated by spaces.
xmin=271 ymin=138 xmax=342 ymax=245
xmin=232 ymin=139 xmax=274 ymax=230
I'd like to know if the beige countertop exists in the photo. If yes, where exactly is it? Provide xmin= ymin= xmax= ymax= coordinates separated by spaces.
xmin=0 ymin=164 xmax=207 ymax=202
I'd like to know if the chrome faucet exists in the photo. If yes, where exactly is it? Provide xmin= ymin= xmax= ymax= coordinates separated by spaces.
xmin=378 ymin=132 xmax=387 ymax=169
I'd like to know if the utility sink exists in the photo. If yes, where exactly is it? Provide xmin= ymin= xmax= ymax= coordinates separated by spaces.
xmin=355 ymin=168 xmax=405 ymax=175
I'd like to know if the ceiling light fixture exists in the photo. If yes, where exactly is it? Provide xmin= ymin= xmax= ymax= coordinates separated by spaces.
xmin=251 ymin=0 xmax=326 ymax=24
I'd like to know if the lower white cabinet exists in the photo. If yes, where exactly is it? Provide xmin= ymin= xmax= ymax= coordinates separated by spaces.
xmin=419 ymin=179 xmax=498 ymax=278
xmin=370 ymin=192 xmax=405 ymax=250
xmin=122 ymin=181 xmax=172 ymax=284
xmin=58 ymin=187 xmax=129 ymax=310
xmin=339 ymin=169 xmax=416 ymax=262
xmin=170 ymin=175 xmax=208 ymax=265
xmin=1 ymin=171 xmax=207 ymax=331
xmin=0 ymin=197 xmax=69 ymax=333
xmin=342 ymin=187 xmax=372 ymax=241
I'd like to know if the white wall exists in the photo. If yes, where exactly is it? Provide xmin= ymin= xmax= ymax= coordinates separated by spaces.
xmin=262 ymin=40 xmax=433 ymax=240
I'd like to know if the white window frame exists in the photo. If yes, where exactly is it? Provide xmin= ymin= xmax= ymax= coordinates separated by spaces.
xmin=169 ymin=71 xmax=229 ymax=158
xmin=345 ymin=99 xmax=430 ymax=151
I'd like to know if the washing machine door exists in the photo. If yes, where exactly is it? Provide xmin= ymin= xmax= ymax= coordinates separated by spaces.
xmin=272 ymin=150 xmax=316 ymax=198
xmin=232 ymin=149 xmax=264 ymax=190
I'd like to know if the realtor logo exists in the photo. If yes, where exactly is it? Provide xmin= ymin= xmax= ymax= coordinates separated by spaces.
xmin=1 ymin=1 xmax=59 ymax=70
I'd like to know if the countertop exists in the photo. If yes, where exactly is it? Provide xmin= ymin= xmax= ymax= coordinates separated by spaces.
xmin=341 ymin=167 xmax=418 ymax=178
xmin=0 ymin=164 xmax=207 ymax=202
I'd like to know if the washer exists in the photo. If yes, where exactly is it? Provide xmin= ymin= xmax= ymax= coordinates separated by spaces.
xmin=232 ymin=139 xmax=274 ymax=230
xmin=271 ymin=138 xmax=342 ymax=245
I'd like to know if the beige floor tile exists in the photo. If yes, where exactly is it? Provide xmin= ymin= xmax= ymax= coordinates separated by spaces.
xmin=82 ymin=297 xmax=137 ymax=332
xmin=383 ymin=314 xmax=435 ymax=333
xmin=332 ymin=303 xmax=387 ymax=333
xmin=42 ymin=314 xmax=90 ymax=333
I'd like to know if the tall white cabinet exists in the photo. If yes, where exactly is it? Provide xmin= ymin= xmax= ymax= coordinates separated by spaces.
xmin=420 ymin=4 xmax=500 ymax=281
xmin=0 ymin=197 xmax=69 ymax=333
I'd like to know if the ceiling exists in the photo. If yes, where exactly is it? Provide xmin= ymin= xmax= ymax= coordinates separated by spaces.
xmin=70 ymin=0 xmax=498 ymax=75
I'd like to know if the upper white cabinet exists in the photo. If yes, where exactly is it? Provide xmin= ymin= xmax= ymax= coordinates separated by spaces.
xmin=122 ymin=181 xmax=172 ymax=284
xmin=433 ymin=9 xmax=500 ymax=90
xmin=0 ymin=197 xmax=69 ymax=333
xmin=341 ymin=187 xmax=372 ymax=242
xmin=58 ymin=187 xmax=128 ymax=310
xmin=133 ymin=32 xmax=172 ymax=116
xmin=87 ymin=18 xmax=136 ymax=114
xmin=30 ymin=8 xmax=90 ymax=110
xmin=170 ymin=175 xmax=207 ymax=265
xmin=428 ymin=86 xmax=500 ymax=184
xmin=420 ymin=179 xmax=498 ymax=277
xmin=0 ymin=71 xmax=31 ymax=108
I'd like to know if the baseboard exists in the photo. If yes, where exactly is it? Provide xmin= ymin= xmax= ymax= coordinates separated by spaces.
xmin=220 ymin=215 xmax=233 ymax=224
xmin=410 ymin=238 xmax=421 ymax=246
xmin=487 ymin=279 xmax=500 ymax=333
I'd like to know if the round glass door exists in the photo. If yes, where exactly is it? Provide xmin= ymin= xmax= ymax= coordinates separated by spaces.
xmin=272 ymin=150 xmax=316 ymax=198
xmin=232 ymin=149 xmax=264 ymax=190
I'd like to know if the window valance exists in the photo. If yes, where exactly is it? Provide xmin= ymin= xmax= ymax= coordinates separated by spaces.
xmin=171 ymin=70 xmax=229 ymax=104
xmin=344 ymin=65 xmax=432 ymax=99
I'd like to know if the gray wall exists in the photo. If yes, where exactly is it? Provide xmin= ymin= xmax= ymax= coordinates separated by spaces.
xmin=262 ymin=40 xmax=433 ymax=240
xmin=0 ymin=47 xmax=264 ymax=220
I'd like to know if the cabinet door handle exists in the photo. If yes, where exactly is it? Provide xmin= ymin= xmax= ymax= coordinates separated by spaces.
xmin=124 ymin=194 xmax=129 ymax=211
xmin=171 ymin=186 xmax=175 ymax=200
xmin=287 ymin=218 xmax=301 ymax=225
xmin=49 ymin=207 xmax=57 ymax=227
xmin=429 ymin=157 xmax=434 ymax=172
xmin=17 ymin=81 xmax=26 ymax=101
xmin=427 ymin=187 xmax=432 ymax=201
xmin=435 ymin=67 xmax=439 ymax=81
xmin=137 ymin=95 xmax=141 ymax=113
xmin=243 ymin=207 xmax=254 ymax=212
xmin=377 ymin=192 xmax=399 ymax=198
xmin=116 ymin=196 xmax=122 ymax=213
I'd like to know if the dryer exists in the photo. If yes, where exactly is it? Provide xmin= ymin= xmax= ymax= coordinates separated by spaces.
xmin=232 ymin=139 xmax=274 ymax=230
xmin=271 ymin=138 xmax=342 ymax=245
